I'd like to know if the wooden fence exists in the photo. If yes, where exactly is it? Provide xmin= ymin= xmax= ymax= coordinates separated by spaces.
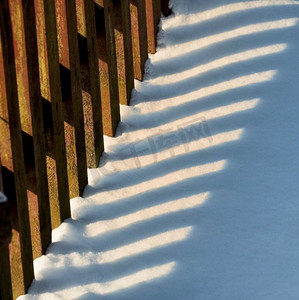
xmin=0 ymin=0 xmax=170 ymax=299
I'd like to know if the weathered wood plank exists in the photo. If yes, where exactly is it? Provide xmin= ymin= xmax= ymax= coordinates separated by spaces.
xmin=66 ymin=0 xmax=88 ymax=196
xmin=130 ymin=0 xmax=148 ymax=80
xmin=35 ymin=0 xmax=62 ymax=229
xmin=95 ymin=0 xmax=120 ymax=137
xmin=154 ymin=0 xmax=161 ymax=30
xmin=42 ymin=0 xmax=71 ymax=222
xmin=77 ymin=0 xmax=104 ymax=168
xmin=145 ymin=0 xmax=155 ymax=54
xmin=55 ymin=0 xmax=88 ymax=198
xmin=9 ymin=0 xmax=42 ymax=261
xmin=161 ymin=0 xmax=170 ymax=16
xmin=145 ymin=0 xmax=161 ymax=54
xmin=113 ymin=0 xmax=134 ymax=105
xmin=22 ymin=0 xmax=52 ymax=257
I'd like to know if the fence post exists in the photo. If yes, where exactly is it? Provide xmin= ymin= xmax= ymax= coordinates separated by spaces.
xmin=113 ymin=0 xmax=135 ymax=105
xmin=21 ymin=0 xmax=52 ymax=258
xmin=145 ymin=0 xmax=160 ymax=54
xmin=161 ymin=0 xmax=170 ymax=16
xmin=55 ymin=0 xmax=88 ymax=198
xmin=76 ymin=0 xmax=104 ymax=168
xmin=7 ymin=0 xmax=52 ymax=260
xmin=0 ymin=1 xmax=34 ymax=297
xmin=130 ymin=0 xmax=148 ymax=80
xmin=95 ymin=0 xmax=120 ymax=137
xmin=42 ymin=0 xmax=71 ymax=224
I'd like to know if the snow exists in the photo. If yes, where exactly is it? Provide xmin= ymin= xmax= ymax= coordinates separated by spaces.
xmin=19 ymin=0 xmax=299 ymax=299
xmin=0 ymin=191 xmax=7 ymax=203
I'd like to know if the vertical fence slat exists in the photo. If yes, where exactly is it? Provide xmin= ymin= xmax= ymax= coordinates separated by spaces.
xmin=113 ymin=0 xmax=134 ymax=105
xmin=161 ymin=0 xmax=170 ymax=17
xmin=121 ymin=0 xmax=135 ymax=104
xmin=145 ymin=0 xmax=155 ymax=54
xmin=65 ymin=0 xmax=88 ymax=196
xmin=145 ymin=0 xmax=161 ymax=54
xmin=55 ymin=0 xmax=88 ymax=198
xmin=155 ymin=0 xmax=161 ymax=22
xmin=85 ymin=0 xmax=104 ymax=166
xmin=9 ymin=0 xmax=43 ymax=260
xmin=155 ymin=0 xmax=161 ymax=39
xmin=0 ymin=1 xmax=34 ymax=298
xmin=95 ymin=0 xmax=120 ymax=137
xmin=21 ymin=0 xmax=52 ymax=257
xmin=34 ymin=0 xmax=61 ymax=230
xmin=130 ymin=0 xmax=148 ymax=80
xmin=103 ymin=0 xmax=121 ymax=134
xmin=77 ymin=0 xmax=104 ymax=168
xmin=43 ymin=0 xmax=71 ymax=223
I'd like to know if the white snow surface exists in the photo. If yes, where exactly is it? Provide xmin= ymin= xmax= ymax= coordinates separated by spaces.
xmin=0 ymin=191 xmax=7 ymax=203
xmin=19 ymin=0 xmax=299 ymax=299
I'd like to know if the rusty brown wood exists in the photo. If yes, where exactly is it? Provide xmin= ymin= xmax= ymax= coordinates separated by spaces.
xmin=113 ymin=0 xmax=134 ymax=105
xmin=130 ymin=0 xmax=148 ymax=80
xmin=155 ymin=0 xmax=161 ymax=29
xmin=76 ymin=0 xmax=86 ymax=36
xmin=34 ymin=0 xmax=59 ymax=230
xmin=76 ymin=0 xmax=104 ymax=168
xmin=9 ymin=0 xmax=42 ymax=261
xmin=95 ymin=0 xmax=120 ymax=137
xmin=55 ymin=0 xmax=88 ymax=198
xmin=42 ymin=0 xmax=71 ymax=223
xmin=0 ymin=0 xmax=34 ymax=298
xmin=145 ymin=0 xmax=155 ymax=54
xmin=66 ymin=0 xmax=88 ymax=196
xmin=21 ymin=0 xmax=52 ymax=257
xmin=161 ymin=0 xmax=169 ymax=16
xmin=146 ymin=0 xmax=161 ymax=54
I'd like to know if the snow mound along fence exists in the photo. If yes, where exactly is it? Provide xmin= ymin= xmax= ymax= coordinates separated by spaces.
xmin=0 ymin=1 xmax=170 ymax=299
